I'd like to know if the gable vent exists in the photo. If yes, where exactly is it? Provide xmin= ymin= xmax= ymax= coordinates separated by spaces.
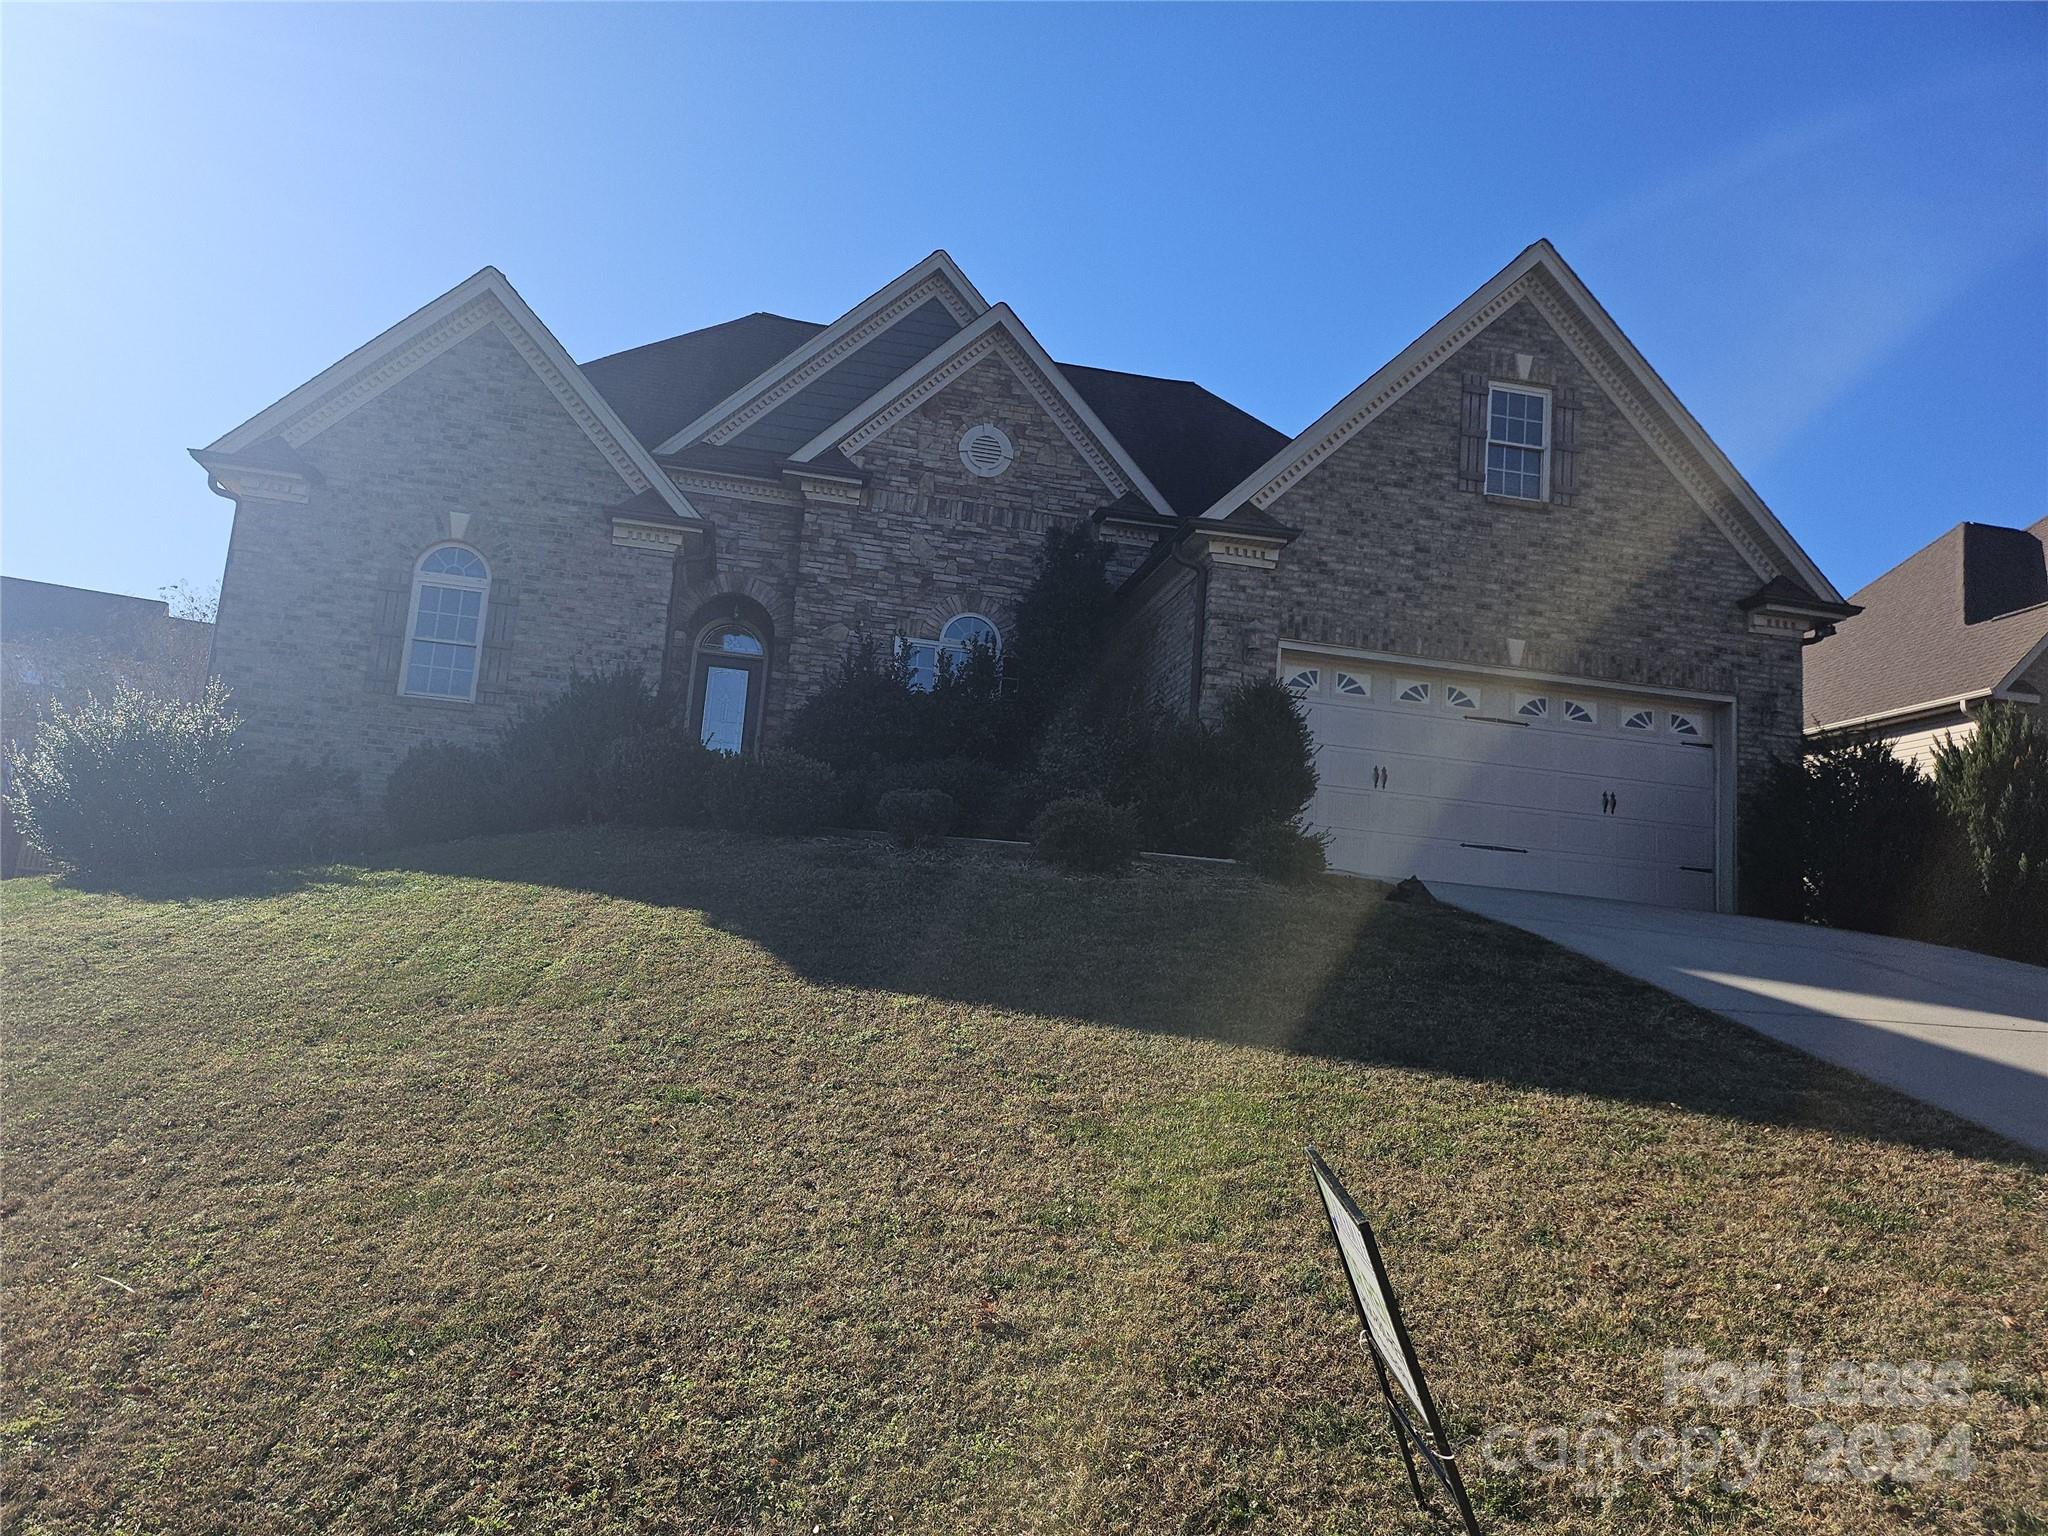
xmin=959 ymin=423 xmax=1016 ymax=478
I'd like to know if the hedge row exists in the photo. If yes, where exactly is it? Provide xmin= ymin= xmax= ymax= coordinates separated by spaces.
xmin=1740 ymin=704 xmax=2048 ymax=965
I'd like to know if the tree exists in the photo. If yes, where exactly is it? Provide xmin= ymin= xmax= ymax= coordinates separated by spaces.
xmin=1932 ymin=703 xmax=2048 ymax=962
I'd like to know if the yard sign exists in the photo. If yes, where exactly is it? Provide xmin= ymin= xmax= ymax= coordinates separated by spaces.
xmin=1308 ymin=1148 xmax=1482 ymax=1534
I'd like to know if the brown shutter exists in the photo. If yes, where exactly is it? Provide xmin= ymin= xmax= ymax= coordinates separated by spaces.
xmin=367 ymin=581 xmax=408 ymax=692
xmin=479 ymin=592 xmax=518 ymax=700
xmin=1457 ymin=372 xmax=1489 ymax=491
xmin=1551 ymin=386 xmax=1582 ymax=504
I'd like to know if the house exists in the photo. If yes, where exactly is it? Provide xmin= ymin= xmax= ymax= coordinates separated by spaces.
xmin=194 ymin=242 xmax=1852 ymax=911
xmin=1804 ymin=516 xmax=2048 ymax=772
xmin=1 ymin=576 xmax=214 ymax=875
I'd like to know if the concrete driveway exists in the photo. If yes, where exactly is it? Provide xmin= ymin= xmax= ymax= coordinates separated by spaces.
xmin=1430 ymin=884 xmax=2048 ymax=1156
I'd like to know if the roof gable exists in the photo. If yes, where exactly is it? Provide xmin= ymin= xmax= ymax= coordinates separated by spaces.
xmin=785 ymin=304 xmax=1176 ymax=517
xmin=1199 ymin=240 xmax=1843 ymax=605
xmin=202 ymin=268 xmax=700 ymax=522
xmin=652 ymin=251 xmax=988 ymax=455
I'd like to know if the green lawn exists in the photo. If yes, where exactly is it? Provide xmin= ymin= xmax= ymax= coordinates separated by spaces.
xmin=2 ymin=829 xmax=2042 ymax=1535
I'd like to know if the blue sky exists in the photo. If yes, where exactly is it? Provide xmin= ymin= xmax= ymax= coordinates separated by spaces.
xmin=3 ymin=3 xmax=2043 ymax=605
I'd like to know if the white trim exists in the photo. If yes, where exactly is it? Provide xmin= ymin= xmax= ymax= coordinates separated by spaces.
xmin=786 ymin=304 xmax=1176 ymax=517
xmin=207 ymin=466 xmax=310 ymax=505
xmin=1804 ymin=692 xmax=1989 ymax=737
xmin=1200 ymin=241 xmax=1844 ymax=605
xmin=611 ymin=517 xmax=692 ymax=553
xmin=400 ymin=542 xmax=490 ymax=704
xmin=652 ymin=251 xmax=989 ymax=455
xmin=206 ymin=268 xmax=702 ymax=525
xmin=664 ymin=468 xmax=803 ymax=508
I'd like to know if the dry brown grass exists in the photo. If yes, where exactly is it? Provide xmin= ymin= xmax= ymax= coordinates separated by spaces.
xmin=2 ymin=828 xmax=2042 ymax=1534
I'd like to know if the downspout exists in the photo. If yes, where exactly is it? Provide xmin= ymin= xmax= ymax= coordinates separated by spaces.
xmin=1167 ymin=526 xmax=1209 ymax=719
xmin=199 ymin=473 xmax=241 ymax=686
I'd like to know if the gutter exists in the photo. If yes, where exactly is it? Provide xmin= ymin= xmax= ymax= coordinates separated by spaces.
xmin=1803 ymin=691 xmax=1999 ymax=738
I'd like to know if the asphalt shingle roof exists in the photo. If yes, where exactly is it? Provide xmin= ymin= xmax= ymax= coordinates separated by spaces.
xmin=1803 ymin=516 xmax=2048 ymax=728
xmin=581 ymin=316 xmax=1287 ymax=519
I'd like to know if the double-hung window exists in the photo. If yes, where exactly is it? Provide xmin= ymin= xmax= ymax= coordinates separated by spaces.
xmin=403 ymin=545 xmax=490 ymax=700
xmin=1486 ymin=386 xmax=1548 ymax=501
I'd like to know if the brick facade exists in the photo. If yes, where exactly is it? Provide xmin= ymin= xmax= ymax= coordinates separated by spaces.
xmin=1168 ymin=297 xmax=1806 ymax=800
xmin=211 ymin=323 xmax=675 ymax=792
xmin=206 ymin=267 xmax=1827 ymax=843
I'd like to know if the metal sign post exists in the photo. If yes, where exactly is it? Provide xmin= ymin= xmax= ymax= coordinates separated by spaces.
xmin=1308 ymin=1148 xmax=1482 ymax=1535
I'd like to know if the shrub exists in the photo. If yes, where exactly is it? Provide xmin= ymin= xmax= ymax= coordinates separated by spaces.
xmin=1032 ymin=797 xmax=1138 ymax=875
xmin=382 ymin=743 xmax=509 ymax=848
xmin=1932 ymin=704 xmax=2048 ymax=963
xmin=999 ymin=522 xmax=1117 ymax=755
xmin=1237 ymin=819 xmax=1330 ymax=883
xmin=1736 ymin=754 xmax=1810 ymax=921
xmin=1217 ymin=678 xmax=1319 ymax=825
xmin=787 ymin=636 xmax=920 ymax=771
xmin=1119 ymin=680 xmax=1321 ymax=858
xmin=594 ymin=725 xmax=718 ymax=828
xmin=495 ymin=667 xmax=661 ymax=829
xmin=857 ymin=756 xmax=1026 ymax=838
xmin=877 ymin=788 xmax=959 ymax=848
xmin=704 ymin=751 xmax=838 ymax=836
xmin=1803 ymin=738 xmax=1940 ymax=935
xmin=1737 ymin=739 xmax=1937 ymax=934
xmin=6 ymin=682 xmax=242 ymax=875
xmin=226 ymin=759 xmax=370 ymax=866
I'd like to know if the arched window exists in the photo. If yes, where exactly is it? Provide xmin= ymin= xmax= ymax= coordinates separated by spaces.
xmin=902 ymin=612 xmax=1002 ymax=692
xmin=402 ymin=544 xmax=489 ymax=701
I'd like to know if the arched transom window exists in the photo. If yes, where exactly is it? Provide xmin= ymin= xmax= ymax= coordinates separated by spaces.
xmin=403 ymin=545 xmax=490 ymax=701
xmin=902 ymin=613 xmax=1001 ymax=692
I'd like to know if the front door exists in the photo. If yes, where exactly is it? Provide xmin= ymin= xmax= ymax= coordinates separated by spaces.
xmin=689 ymin=622 xmax=768 ymax=754
xmin=698 ymin=664 xmax=752 ymax=753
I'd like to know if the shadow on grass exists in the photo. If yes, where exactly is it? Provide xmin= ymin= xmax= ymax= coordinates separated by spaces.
xmin=69 ymin=825 xmax=2041 ymax=1167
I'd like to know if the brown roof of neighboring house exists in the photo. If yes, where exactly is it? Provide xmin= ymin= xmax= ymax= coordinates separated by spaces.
xmin=1803 ymin=515 xmax=2048 ymax=729
xmin=581 ymin=317 xmax=1287 ymax=519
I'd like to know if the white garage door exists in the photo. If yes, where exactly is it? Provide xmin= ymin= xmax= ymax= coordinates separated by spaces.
xmin=1283 ymin=654 xmax=1723 ymax=910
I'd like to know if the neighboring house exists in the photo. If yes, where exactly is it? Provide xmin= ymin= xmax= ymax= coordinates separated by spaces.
xmin=1 ymin=576 xmax=215 ymax=874
xmin=1804 ymin=516 xmax=2048 ymax=772
xmin=193 ymin=242 xmax=1851 ymax=911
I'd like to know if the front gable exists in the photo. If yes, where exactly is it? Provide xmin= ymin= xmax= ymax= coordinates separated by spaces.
xmin=788 ymin=305 xmax=1176 ymax=517
xmin=722 ymin=295 xmax=966 ymax=457
xmin=196 ymin=268 xmax=700 ymax=529
xmin=1201 ymin=241 xmax=1844 ymax=606
xmin=653 ymin=251 xmax=988 ymax=455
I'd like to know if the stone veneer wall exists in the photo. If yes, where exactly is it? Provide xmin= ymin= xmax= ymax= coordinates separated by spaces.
xmin=209 ymin=323 xmax=675 ymax=795
xmin=769 ymin=353 xmax=1148 ymax=731
xmin=1194 ymin=297 xmax=1808 ymax=800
